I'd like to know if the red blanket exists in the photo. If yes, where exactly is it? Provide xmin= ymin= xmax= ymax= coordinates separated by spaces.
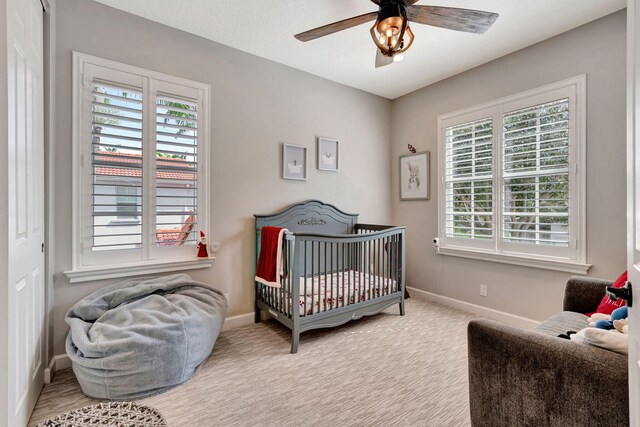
xmin=255 ymin=226 xmax=287 ymax=288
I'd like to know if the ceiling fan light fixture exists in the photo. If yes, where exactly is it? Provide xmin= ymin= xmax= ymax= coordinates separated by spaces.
xmin=369 ymin=3 xmax=414 ymax=58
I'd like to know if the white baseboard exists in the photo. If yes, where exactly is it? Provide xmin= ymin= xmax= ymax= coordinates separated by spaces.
xmin=44 ymin=353 xmax=72 ymax=384
xmin=221 ymin=312 xmax=256 ymax=331
xmin=407 ymin=286 xmax=540 ymax=330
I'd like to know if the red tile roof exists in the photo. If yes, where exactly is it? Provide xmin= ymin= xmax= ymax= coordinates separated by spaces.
xmin=93 ymin=151 xmax=196 ymax=181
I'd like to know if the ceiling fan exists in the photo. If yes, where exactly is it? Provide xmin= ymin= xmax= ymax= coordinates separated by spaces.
xmin=294 ymin=0 xmax=499 ymax=68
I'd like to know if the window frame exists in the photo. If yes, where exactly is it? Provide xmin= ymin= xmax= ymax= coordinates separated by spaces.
xmin=436 ymin=75 xmax=590 ymax=274
xmin=66 ymin=52 xmax=212 ymax=282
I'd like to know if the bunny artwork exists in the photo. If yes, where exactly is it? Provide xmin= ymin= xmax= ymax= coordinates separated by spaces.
xmin=408 ymin=162 xmax=420 ymax=190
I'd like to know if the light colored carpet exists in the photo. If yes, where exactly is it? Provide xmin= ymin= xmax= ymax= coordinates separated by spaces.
xmin=29 ymin=299 xmax=477 ymax=427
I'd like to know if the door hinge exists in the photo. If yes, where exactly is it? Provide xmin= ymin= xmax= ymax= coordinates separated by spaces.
xmin=41 ymin=242 xmax=45 ymax=253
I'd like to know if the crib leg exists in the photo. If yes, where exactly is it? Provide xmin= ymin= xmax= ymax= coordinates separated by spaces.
xmin=399 ymin=300 xmax=405 ymax=316
xmin=291 ymin=330 xmax=300 ymax=354
xmin=254 ymin=307 xmax=261 ymax=323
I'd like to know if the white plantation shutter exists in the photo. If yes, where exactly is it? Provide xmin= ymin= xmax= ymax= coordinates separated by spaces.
xmin=444 ymin=117 xmax=494 ymax=242
xmin=502 ymin=98 xmax=570 ymax=247
xmin=437 ymin=77 xmax=586 ymax=270
xmin=154 ymin=94 xmax=199 ymax=247
xmin=91 ymin=80 xmax=144 ymax=251
xmin=74 ymin=55 xmax=209 ymax=270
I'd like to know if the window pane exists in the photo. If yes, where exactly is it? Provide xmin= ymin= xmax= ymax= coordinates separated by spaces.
xmin=91 ymin=80 xmax=143 ymax=252
xmin=444 ymin=117 xmax=494 ymax=240
xmin=155 ymin=95 xmax=198 ymax=247
xmin=502 ymin=99 xmax=570 ymax=247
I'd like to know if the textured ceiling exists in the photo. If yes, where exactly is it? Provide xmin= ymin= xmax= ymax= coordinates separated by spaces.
xmin=92 ymin=0 xmax=626 ymax=99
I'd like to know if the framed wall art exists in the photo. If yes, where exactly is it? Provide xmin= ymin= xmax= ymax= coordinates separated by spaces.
xmin=399 ymin=151 xmax=429 ymax=200
xmin=283 ymin=143 xmax=308 ymax=181
xmin=317 ymin=137 xmax=339 ymax=172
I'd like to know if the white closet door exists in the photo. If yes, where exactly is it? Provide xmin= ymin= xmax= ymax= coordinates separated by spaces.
xmin=4 ymin=0 xmax=45 ymax=425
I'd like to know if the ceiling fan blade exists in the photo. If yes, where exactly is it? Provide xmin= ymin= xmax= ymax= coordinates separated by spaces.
xmin=295 ymin=12 xmax=379 ymax=42
xmin=408 ymin=6 xmax=498 ymax=34
xmin=377 ymin=0 xmax=420 ymax=5
xmin=375 ymin=49 xmax=393 ymax=68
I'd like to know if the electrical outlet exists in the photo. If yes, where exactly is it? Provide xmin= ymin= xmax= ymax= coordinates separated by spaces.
xmin=480 ymin=285 xmax=488 ymax=297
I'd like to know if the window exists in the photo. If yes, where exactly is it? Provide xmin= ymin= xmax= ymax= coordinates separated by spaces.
xmin=68 ymin=53 xmax=211 ymax=281
xmin=115 ymin=187 xmax=140 ymax=222
xmin=437 ymin=76 xmax=589 ymax=273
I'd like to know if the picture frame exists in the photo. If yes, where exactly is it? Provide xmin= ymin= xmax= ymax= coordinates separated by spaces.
xmin=282 ymin=143 xmax=307 ymax=181
xmin=317 ymin=137 xmax=339 ymax=172
xmin=399 ymin=151 xmax=430 ymax=200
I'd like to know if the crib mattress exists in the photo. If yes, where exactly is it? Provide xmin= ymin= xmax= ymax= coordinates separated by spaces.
xmin=297 ymin=271 xmax=397 ymax=316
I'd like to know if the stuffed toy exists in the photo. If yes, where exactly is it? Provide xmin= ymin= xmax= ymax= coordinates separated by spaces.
xmin=589 ymin=306 xmax=628 ymax=331
xmin=613 ymin=318 xmax=628 ymax=334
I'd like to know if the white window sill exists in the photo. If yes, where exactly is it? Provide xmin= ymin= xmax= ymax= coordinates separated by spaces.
xmin=64 ymin=257 xmax=215 ymax=284
xmin=436 ymin=246 xmax=591 ymax=274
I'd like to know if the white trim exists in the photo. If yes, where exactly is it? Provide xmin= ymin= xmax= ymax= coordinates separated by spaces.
xmin=221 ymin=312 xmax=257 ymax=331
xmin=64 ymin=256 xmax=215 ymax=284
xmin=44 ymin=0 xmax=57 ymax=395
xmin=43 ymin=354 xmax=71 ymax=385
xmin=437 ymin=75 xmax=587 ymax=269
xmin=436 ymin=246 xmax=590 ymax=274
xmin=407 ymin=286 xmax=541 ymax=330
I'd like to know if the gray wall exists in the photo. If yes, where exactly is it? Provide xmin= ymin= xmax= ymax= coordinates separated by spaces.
xmin=390 ymin=10 xmax=627 ymax=321
xmin=51 ymin=0 xmax=392 ymax=355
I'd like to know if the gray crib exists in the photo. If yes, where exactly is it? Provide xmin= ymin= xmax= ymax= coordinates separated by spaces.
xmin=254 ymin=200 xmax=406 ymax=353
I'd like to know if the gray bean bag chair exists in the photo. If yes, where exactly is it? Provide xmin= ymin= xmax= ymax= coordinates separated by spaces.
xmin=65 ymin=273 xmax=227 ymax=400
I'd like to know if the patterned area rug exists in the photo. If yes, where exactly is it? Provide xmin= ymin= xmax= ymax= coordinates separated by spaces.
xmin=36 ymin=402 xmax=166 ymax=427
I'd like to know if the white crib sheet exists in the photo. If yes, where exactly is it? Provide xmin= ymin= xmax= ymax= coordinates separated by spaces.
xmin=296 ymin=270 xmax=397 ymax=315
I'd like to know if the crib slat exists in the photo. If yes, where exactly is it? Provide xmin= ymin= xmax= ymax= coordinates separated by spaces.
xmin=368 ymin=238 xmax=372 ymax=300
xmin=330 ymin=242 xmax=334 ymax=311
xmin=318 ymin=241 xmax=322 ymax=313
xmin=377 ymin=238 xmax=381 ymax=299
xmin=311 ymin=241 xmax=315 ymax=315
xmin=278 ymin=240 xmax=289 ymax=314
xmin=348 ymin=242 xmax=352 ymax=307
xmin=394 ymin=234 xmax=399 ymax=293
xmin=289 ymin=240 xmax=293 ymax=316
xmin=385 ymin=236 xmax=390 ymax=295
xmin=382 ymin=236 xmax=386 ymax=296
xmin=303 ymin=241 xmax=307 ymax=317
xmin=341 ymin=242 xmax=346 ymax=308
xmin=324 ymin=242 xmax=328 ymax=312
xmin=391 ymin=234 xmax=396 ymax=293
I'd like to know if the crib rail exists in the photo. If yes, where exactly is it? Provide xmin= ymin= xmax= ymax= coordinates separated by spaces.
xmin=255 ymin=226 xmax=405 ymax=323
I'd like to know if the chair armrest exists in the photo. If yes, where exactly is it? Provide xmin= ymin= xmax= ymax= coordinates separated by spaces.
xmin=562 ymin=276 xmax=611 ymax=313
xmin=468 ymin=319 xmax=628 ymax=427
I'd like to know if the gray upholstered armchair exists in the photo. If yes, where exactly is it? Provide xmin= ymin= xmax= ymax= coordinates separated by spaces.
xmin=467 ymin=277 xmax=629 ymax=427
